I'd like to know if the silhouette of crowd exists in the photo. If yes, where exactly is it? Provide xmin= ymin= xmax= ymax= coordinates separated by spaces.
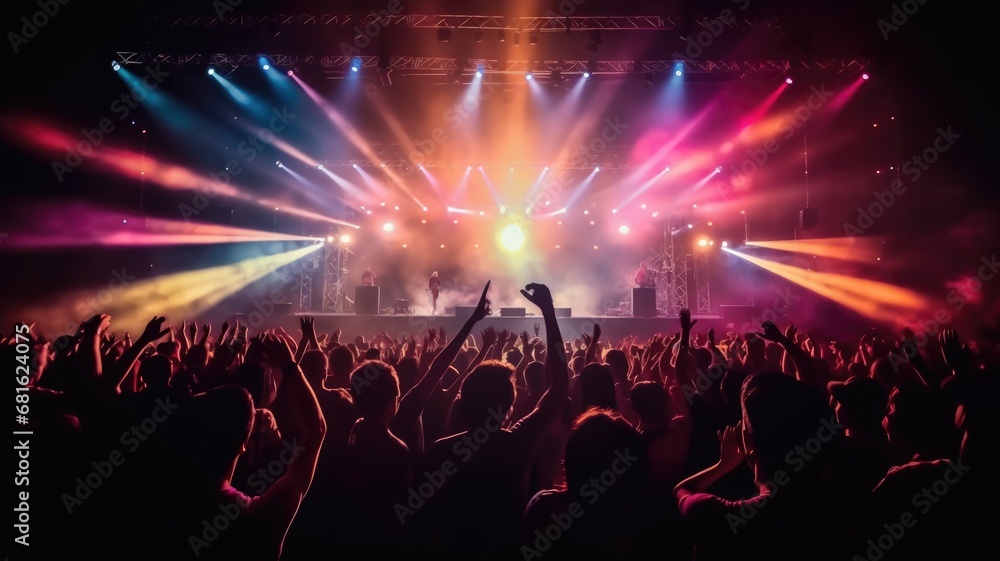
xmin=7 ymin=280 xmax=997 ymax=560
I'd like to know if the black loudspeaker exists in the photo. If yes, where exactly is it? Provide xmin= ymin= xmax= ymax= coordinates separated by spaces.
xmin=631 ymin=288 xmax=656 ymax=317
xmin=800 ymin=207 xmax=819 ymax=229
xmin=355 ymin=286 xmax=380 ymax=314
xmin=500 ymin=307 xmax=525 ymax=317
xmin=719 ymin=304 xmax=760 ymax=323
xmin=554 ymin=308 xmax=572 ymax=317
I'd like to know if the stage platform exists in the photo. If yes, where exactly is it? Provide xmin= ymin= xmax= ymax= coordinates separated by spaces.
xmin=261 ymin=312 xmax=732 ymax=343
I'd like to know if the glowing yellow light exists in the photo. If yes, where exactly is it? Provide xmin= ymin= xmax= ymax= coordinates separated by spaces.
xmin=697 ymin=239 xmax=708 ymax=247
xmin=499 ymin=224 xmax=525 ymax=252
xmin=340 ymin=234 xmax=352 ymax=244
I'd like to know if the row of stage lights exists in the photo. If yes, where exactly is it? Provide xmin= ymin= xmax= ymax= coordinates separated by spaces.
xmin=112 ymin=58 xmax=871 ymax=85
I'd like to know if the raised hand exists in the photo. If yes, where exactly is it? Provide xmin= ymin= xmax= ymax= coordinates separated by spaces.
xmin=533 ymin=323 xmax=541 ymax=336
xmin=939 ymin=328 xmax=971 ymax=375
xmin=520 ymin=331 xmax=531 ymax=349
xmin=259 ymin=334 xmax=297 ymax=370
xmin=471 ymin=280 xmax=492 ymax=322
xmin=139 ymin=316 xmax=170 ymax=344
xmin=593 ymin=323 xmax=602 ymax=342
xmin=481 ymin=326 xmax=498 ymax=347
xmin=708 ymin=327 xmax=716 ymax=347
xmin=581 ymin=331 xmax=593 ymax=347
xmin=679 ymin=308 xmax=697 ymax=332
xmin=717 ymin=422 xmax=745 ymax=470
xmin=187 ymin=321 xmax=198 ymax=342
xmin=520 ymin=283 xmax=554 ymax=311
xmin=757 ymin=320 xmax=785 ymax=342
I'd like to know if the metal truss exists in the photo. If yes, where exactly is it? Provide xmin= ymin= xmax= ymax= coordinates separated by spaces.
xmin=694 ymin=249 xmax=711 ymax=315
xmin=116 ymin=52 xmax=868 ymax=75
xmin=167 ymin=14 xmax=780 ymax=31
xmin=322 ymin=244 xmax=350 ymax=312
xmin=297 ymin=249 xmax=320 ymax=312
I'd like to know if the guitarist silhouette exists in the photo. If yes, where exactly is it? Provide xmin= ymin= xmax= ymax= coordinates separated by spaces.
xmin=427 ymin=271 xmax=452 ymax=315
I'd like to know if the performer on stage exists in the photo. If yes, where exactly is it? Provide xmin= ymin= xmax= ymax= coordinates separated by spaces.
xmin=361 ymin=266 xmax=376 ymax=286
xmin=428 ymin=271 xmax=441 ymax=314
xmin=634 ymin=261 xmax=656 ymax=288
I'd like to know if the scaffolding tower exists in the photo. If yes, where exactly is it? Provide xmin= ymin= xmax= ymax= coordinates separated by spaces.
xmin=297 ymin=247 xmax=321 ymax=312
xmin=322 ymin=243 xmax=351 ymax=312
xmin=694 ymin=249 xmax=711 ymax=314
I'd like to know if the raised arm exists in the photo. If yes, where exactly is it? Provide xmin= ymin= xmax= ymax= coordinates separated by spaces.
xmin=106 ymin=316 xmax=169 ymax=392
xmin=514 ymin=283 xmax=568 ymax=426
xmin=584 ymin=323 xmax=602 ymax=366
xmin=389 ymin=281 xmax=491 ymax=444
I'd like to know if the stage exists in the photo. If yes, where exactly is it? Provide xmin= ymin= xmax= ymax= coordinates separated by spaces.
xmin=261 ymin=312 xmax=733 ymax=343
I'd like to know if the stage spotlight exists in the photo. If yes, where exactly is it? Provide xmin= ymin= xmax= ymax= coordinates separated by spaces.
xmin=479 ymin=210 xmax=485 ymax=216
xmin=380 ymin=162 xmax=386 ymax=168
xmin=394 ymin=205 xmax=400 ymax=211
xmin=476 ymin=68 xmax=483 ymax=78
xmin=529 ymin=32 xmax=538 ymax=45
xmin=207 ymin=68 xmax=215 ymax=76
xmin=583 ymin=210 xmax=589 ymax=215
xmin=640 ymin=204 xmax=647 ymax=210
xmin=709 ymin=240 xmax=715 ymax=246
xmin=612 ymin=209 xmax=618 ymax=214
xmin=687 ymin=223 xmax=694 ymax=229
xmin=785 ymin=76 xmax=793 ymax=84
xmin=526 ymin=72 xmax=533 ymax=81
xmin=721 ymin=241 xmax=729 ymax=248
xmin=317 ymin=164 xmax=324 ymax=170
xmin=652 ymin=212 xmax=659 ymax=218
xmin=287 ymin=70 xmax=294 ymax=76
xmin=327 ymin=235 xmax=335 ymax=243
xmin=499 ymin=206 xmax=506 ymax=214
xmin=437 ymin=28 xmax=451 ymax=42
xmin=500 ymin=224 xmax=526 ymax=251
xmin=675 ymin=69 xmax=683 ymax=77
xmin=664 ymin=166 xmax=671 ymax=172
xmin=383 ymin=222 xmax=394 ymax=232
xmin=714 ymin=166 xmax=723 ymax=173
xmin=262 ymin=63 xmax=270 ymax=71
xmin=350 ymin=57 xmax=362 ymax=72
xmin=619 ymin=225 xmax=630 ymax=234
xmin=340 ymin=234 xmax=352 ymax=244
xmin=862 ymin=73 xmax=870 ymax=80
xmin=698 ymin=239 xmax=708 ymax=247
xmin=352 ymin=163 xmax=359 ymax=169
xmin=583 ymin=71 xmax=591 ymax=78
xmin=594 ymin=166 xmax=600 ymax=172
xmin=111 ymin=60 xmax=121 ymax=72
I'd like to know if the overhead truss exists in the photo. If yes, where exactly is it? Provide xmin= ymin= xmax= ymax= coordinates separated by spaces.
xmin=115 ymin=52 xmax=868 ymax=75
xmin=167 ymin=14 xmax=783 ymax=31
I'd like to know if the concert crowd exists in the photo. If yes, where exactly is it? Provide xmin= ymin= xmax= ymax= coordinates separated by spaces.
xmin=6 ymin=280 xmax=997 ymax=560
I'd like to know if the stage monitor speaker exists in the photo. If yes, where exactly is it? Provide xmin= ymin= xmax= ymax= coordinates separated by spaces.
xmin=800 ymin=207 xmax=819 ymax=230
xmin=274 ymin=302 xmax=293 ymax=316
xmin=454 ymin=306 xmax=476 ymax=317
xmin=631 ymin=288 xmax=657 ymax=317
xmin=355 ymin=286 xmax=380 ymax=314
xmin=500 ymin=307 xmax=526 ymax=317
xmin=719 ymin=304 xmax=760 ymax=324
xmin=554 ymin=307 xmax=572 ymax=317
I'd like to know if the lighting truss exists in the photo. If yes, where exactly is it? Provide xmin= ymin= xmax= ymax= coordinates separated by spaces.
xmin=115 ymin=52 xmax=868 ymax=75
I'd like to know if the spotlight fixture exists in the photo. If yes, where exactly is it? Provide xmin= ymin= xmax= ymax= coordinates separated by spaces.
xmin=287 ymin=69 xmax=294 ymax=76
xmin=317 ymin=164 xmax=324 ymax=170
xmin=513 ymin=31 xmax=520 ymax=46
xmin=785 ymin=76 xmax=793 ymax=84
xmin=586 ymin=30 xmax=601 ymax=53
xmin=340 ymin=234 xmax=352 ymax=244
xmin=528 ymin=32 xmax=538 ymax=45
xmin=583 ymin=71 xmax=590 ymax=78
xmin=499 ymin=30 xmax=506 ymax=42
xmin=862 ymin=72 xmax=870 ymax=80
xmin=207 ymin=67 xmax=215 ymax=76
xmin=111 ymin=60 xmax=121 ymax=72
xmin=474 ymin=30 xmax=483 ymax=42
xmin=437 ymin=27 xmax=452 ymax=42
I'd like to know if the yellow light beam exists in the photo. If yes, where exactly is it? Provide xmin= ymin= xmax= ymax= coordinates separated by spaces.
xmin=723 ymin=247 xmax=928 ymax=324
xmin=746 ymin=237 xmax=886 ymax=264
